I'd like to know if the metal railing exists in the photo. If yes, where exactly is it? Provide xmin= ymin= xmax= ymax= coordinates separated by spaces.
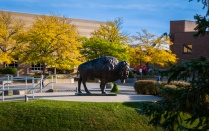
xmin=0 ymin=74 xmax=57 ymax=102
xmin=1 ymin=76 xmax=35 ymax=102
xmin=36 ymin=74 xmax=57 ymax=93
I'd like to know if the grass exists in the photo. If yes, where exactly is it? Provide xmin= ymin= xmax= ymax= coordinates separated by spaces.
xmin=0 ymin=100 xmax=162 ymax=131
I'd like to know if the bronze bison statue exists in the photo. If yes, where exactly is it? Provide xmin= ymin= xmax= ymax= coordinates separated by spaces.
xmin=77 ymin=56 xmax=129 ymax=94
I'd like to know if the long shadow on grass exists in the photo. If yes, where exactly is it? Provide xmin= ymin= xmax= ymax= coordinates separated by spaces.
xmin=126 ymin=94 xmax=162 ymax=102
xmin=0 ymin=94 xmax=73 ymax=101
xmin=122 ymin=98 xmax=161 ymax=115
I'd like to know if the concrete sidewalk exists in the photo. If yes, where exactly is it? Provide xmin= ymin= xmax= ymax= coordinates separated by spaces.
xmin=0 ymin=82 xmax=162 ymax=102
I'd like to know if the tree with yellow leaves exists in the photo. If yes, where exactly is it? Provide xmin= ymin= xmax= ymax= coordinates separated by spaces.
xmin=0 ymin=11 xmax=25 ymax=67
xmin=17 ymin=15 xmax=82 ymax=74
xmin=130 ymin=30 xmax=177 ymax=72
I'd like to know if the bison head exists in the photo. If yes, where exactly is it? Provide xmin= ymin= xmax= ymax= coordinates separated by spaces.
xmin=118 ymin=61 xmax=130 ymax=83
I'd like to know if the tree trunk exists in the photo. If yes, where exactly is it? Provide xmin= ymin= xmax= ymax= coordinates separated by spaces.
xmin=42 ymin=63 xmax=46 ymax=75
xmin=3 ymin=62 xmax=6 ymax=68
xmin=146 ymin=62 xmax=149 ymax=75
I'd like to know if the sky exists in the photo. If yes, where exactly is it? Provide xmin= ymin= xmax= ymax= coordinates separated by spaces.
xmin=0 ymin=0 xmax=207 ymax=37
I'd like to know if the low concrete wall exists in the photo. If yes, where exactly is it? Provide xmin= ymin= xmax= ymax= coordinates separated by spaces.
xmin=3 ymin=90 xmax=13 ymax=96
xmin=2 ymin=90 xmax=26 ymax=95
xmin=44 ymin=78 xmax=74 ymax=83
xmin=13 ymin=90 xmax=26 ymax=95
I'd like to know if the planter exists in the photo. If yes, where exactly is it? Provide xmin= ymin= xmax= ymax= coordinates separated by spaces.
xmin=106 ymin=83 xmax=113 ymax=89
xmin=125 ymin=78 xmax=137 ymax=83
xmin=114 ymin=80 xmax=121 ymax=84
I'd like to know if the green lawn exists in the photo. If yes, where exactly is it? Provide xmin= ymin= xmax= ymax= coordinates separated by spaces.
xmin=0 ymin=100 xmax=162 ymax=131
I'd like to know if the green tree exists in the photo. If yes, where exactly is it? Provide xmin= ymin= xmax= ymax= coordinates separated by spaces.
xmin=17 ymin=15 xmax=82 ymax=74
xmin=81 ymin=18 xmax=130 ymax=61
xmin=91 ymin=17 xmax=129 ymax=43
xmin=142 ymin=56 xmax=209 ymax=130
xmin=80 ymin=37 xmax=129 ymax=61
xmin=189 ymin=0 xmax=209 ymax=37
xmin=0 ymin=11 xmax=25 ymax=67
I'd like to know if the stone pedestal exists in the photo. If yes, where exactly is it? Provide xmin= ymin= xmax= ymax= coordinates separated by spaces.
xmin=75 ymin=93 xmax=117 ymax=96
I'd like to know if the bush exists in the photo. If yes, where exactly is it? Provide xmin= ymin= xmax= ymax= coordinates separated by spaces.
xmin=164 ymin=81 xmax=190 ymax=87
xmin=157 ymin=84 xmax=178 ymax=100
xmin=110 ymin=83 xmax=120 ymax=93
xmin=135 ymin=75 xmax=157 ymax=80
xmin=128 ymin=71 xmax=135 ymax=78
xmin=158 ymin=81 xmax=198 ymax=112
xmin=159 ymin=81 xmax=191 ymax=100
xmin=0 ymin=68 xmax=17 ymax=74
xmin=134 ymin=80 xmax=159 ymax=95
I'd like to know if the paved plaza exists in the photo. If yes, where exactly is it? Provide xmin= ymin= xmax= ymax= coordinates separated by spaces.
xmin=0 ymin=82 xmax=162 ymax=102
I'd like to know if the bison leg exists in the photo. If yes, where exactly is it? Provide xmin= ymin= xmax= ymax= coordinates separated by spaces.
xmin=78 ymin=77 xmax=82 ymax=93
xmin=100 ymin=81 xmax=106 ymax=94
xmin=82 ymin=79 xmax=91 ymax=94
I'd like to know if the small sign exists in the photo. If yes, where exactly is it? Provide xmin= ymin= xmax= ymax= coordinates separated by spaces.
xmin=139 ymin=69 xmax=142 ymax=73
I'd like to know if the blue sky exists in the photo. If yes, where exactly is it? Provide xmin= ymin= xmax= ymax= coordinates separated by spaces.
xmin=0 ymin=0 xmax=206 ymax=36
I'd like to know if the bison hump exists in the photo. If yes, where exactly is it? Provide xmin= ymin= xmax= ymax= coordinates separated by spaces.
xmin=79 ymin=56 xmax=119 ymax=71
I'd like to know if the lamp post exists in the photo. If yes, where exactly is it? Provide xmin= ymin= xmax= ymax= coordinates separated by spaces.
xmin=136 ymin=51 xmax=143 ymax=79
xmin=140 ymin=58 xmax=142 ymax=79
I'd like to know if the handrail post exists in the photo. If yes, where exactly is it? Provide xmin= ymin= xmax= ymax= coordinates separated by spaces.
xmin=32 ymin=78 xmax=34 ymax=99
xmin=2 ymin=81 xmax=4 ymax=102
xmin=55 ymin=74 xmax=57 ymax=83
xmin=40 ymin=75 xmax=43 ymax=93
xmin=7 ymin=75 xmax=10 ymax=91
xmin=51 ymin=75 xmax=54 ymax=89
xmin=25 ymin=77 xmax=28 ymax=92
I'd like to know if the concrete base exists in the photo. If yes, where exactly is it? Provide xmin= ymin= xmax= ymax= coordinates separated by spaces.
xmin=75 ymin=93 xmax=117 ymax=96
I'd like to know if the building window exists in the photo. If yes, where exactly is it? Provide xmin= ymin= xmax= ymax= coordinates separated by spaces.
xmin=31 ymin=63 xmax=43 ymax=71
xmin=6 ymin=61 xmax=18 ymax=68
xmin=183 ymin=44 xmax=192 ymax=53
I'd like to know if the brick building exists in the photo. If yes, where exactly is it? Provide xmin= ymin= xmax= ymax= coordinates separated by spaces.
xmin=1 ymin=11 xmax=105 ymax=75
xmin=170 ymin=20 xmax=209 ymax=63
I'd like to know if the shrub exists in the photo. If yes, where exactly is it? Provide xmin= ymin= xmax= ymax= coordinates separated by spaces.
xmin=159 ymin=81 xmax=203 ymax=112
xmin=168 ymin=81 xmax=190 ymax=87
xmin=134 ymin=80 xmax=159 ymax=95
xmin=0 ymin=68 xmax=17 ymax=74
xmin=135 ymin=75 xmax=157 ymax=80
xmin=128 ymin=71 xmax=135 ymax=78
xmin=159 ymin=81 xmax=191 ymax=100
xmin=110 ymin=83 xmax=120 ymax=93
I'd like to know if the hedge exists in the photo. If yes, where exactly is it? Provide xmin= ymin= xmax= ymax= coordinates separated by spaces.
xmin=134 ymin=80 xmax=159 ymax=95
xmin=0 ymin=68 xmax=17 ymax=74
xmin=134 ymin=80 xmax=191 ymax=97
